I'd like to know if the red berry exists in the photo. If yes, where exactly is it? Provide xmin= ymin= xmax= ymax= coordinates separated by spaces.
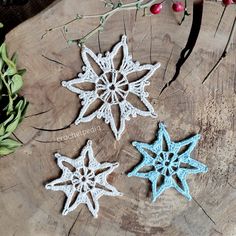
xmin=222 ymin=0 xmax=233 ymax=5
xmin=150 ymin=3 xmax=163 ymax=14
xmin=172 ymin=2 xmax=185 ymax=12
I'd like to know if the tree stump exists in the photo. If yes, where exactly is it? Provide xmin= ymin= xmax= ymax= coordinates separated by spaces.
xmin=0 ymin=1 xmax=235 ymax=235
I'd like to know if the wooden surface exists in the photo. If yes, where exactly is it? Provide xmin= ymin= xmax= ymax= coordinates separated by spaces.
xmin=0 ymin=1 xmax=236 ymax=235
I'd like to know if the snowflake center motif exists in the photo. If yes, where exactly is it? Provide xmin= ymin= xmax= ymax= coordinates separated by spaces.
xmin=62 ymin=35 xmax=161 ymax=140
xmin=128 ymin=123 xmax=208 ymax=202
xmin=71 ymin=167 xmax=96 ymax=193
xmin=96 ymin=70 xmax=129 ymax=104
xmin=154 ymin=151 xmax=180 ymax=176
xmin=45 ymin=140 xmax=122 ymax=217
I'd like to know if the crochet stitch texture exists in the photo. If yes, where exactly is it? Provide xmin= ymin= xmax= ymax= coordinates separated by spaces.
xmin=45 ymin=140 xmax=122 ymax=217
xmin=128 ymin=123 xmax=208 ymax=201
xmin=62 ymin=35 xmax=160 ymax=140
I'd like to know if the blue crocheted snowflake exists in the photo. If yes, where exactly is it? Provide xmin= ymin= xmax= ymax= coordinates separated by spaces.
xmin=128 ymin=123 xmax=208 ymax=201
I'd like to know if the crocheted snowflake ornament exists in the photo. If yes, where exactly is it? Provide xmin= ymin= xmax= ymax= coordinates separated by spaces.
xmin=128 ymin=123 xmax=208 ymax=201
xmin=62 ymin=35 xmax=160 ymax=140
xmin=45 ymin=140 xmax=122 ymax=217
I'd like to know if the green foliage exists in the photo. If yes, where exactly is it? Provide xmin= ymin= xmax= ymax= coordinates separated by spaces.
xmin=0 ymin=42 xmax=28 ymax=156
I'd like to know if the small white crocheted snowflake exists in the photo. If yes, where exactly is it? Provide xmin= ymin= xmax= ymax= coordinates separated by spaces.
xmin=45 ymin=140 xmax=122 ymax=217
xmin=62 ymin=35 xmax=160 ymax=140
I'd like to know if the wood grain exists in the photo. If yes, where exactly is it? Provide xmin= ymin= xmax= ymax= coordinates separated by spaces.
xmin=0 ymin=1 xmax=235 ymax=235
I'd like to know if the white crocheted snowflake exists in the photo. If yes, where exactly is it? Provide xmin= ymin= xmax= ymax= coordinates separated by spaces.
xmin=62 ymin=35 xmax=160 ymax=140
xmin=45 ymin=140 xmax=122 ymax=217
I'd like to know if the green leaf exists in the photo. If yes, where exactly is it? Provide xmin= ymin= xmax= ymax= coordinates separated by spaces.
xmin=3 ymin=114 xmax=14 ymax=126
xmin=0 ymin=124 xmax=5 ymax=136
xmin=0 ymin=137 xmax=21 ymax=156
xmin=6 ymin=95 xmax=14 ymax=114
xmin=5 ymin=67 xmax=17 ymax=76
xmin=0 ymin=132 xmax=11 ymax=142
xmin=1 ymin=43 xmax=17 ymax=74
xmin=15 ymin=99 xmax=23 ymax=110
xmin=6 ymin=108 xmax=22 ymax=133
xmin=0 ymin=23 xmax=3 ymax=28
xmin=0 ymin=138 xmax=21 ymax=149
xmin=11 ymin=52 xmax=17 ymax=64
xmin=10 ymin=74 xmax=23 ymax=94
xmin=19 ymin=100 xmax=29 ymax=123
xmin=18 ymin=69 xmax=27 ymax=76
xmin=6 ymin=114 xmax=21 ymax=133
xmin=0 ymin=138 xmax=21 ymax=155
xmin=0 ymin=42 xmax=28 ymax=156
xmin=0 ymin=146 xmax=15 ymax=156
xmin=5 ymin=118 xmax=20 ymax=133
xmin=0 ymin=57 xmax=4 ymax=71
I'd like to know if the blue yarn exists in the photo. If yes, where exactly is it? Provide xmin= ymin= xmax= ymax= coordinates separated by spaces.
xmin=128 ymin=123 xmax=208 ymax=202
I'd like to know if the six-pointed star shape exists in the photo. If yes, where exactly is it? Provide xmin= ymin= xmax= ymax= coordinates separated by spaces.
xmin=45 ymin=140 xmax=122 ymax=217
xmin=128 ymin=123 xmax=208 ymax=201
xmin=62 ymin=35 xmax=160 ymax=140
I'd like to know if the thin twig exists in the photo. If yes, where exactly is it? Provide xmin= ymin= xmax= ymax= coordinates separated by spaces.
xmin=179 ymin=0 xmax=191 ymax=25
xmin=41 ymin=0 xmax=156 ymax=46
xmin=202 ymin=17 xmax=236 ymax=84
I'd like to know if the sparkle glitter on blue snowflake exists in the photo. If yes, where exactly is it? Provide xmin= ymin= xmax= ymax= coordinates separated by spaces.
xmin=128 ymin=123 xmax=208 ymax=202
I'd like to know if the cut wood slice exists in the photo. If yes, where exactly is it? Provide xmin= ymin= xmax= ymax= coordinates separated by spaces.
xmin=0 ymin=0 xmax=235 ymax=235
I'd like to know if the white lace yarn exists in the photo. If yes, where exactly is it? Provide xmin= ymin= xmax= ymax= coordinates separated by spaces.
xmin=45 ymin=140 xmax=122 ymax=217
xmin=62 ymin=35 xmax=161 ymax=140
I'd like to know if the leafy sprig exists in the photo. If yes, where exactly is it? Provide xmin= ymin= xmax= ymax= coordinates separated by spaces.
xmin=41 ymin=0 xmax=157 ymax=46
xmin=0 ymin=42 xmax=28 ymax=156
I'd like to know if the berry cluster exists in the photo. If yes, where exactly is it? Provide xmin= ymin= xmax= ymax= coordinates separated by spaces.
xmin=150 ymin=0 xmax=236 ymax=15
xmin=150 ymin=2 xmax=185 ymax=15
xmin=222 ymin=0 xmax=236 ymax=5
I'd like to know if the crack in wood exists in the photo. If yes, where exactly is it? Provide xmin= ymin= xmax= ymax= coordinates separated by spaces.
xmin=23 ymin=129 xmax=42 ymax=146
xmin=192 ymin=197 xmax=216 ymax=225
xmin=33 ymin=120 xmax=74 ymax=132
xmin=213 ymin=229 xmax=223 ymax=235
xmin=35 ymin=139 xmax=60 ymax=144
xmin=0 ymin=184 xmax=19 ymax=192
xmin=214 ymin=6 xmax=227 ymax=37
xmin=25 ymin=108 xmax=52 ymax=118
xmin=162 ymin=47 xmax=174 ymax=81
xmin=12 ymin=132 xmax=24 ymax=144
xmin=41 ymin=54 xmax=68 ymax=67
xmin=160 ymin=0 xmax=204 ymax=95
xmin=202 ymin=17 xmax=236 ymax=84
xmin=67 ymin=209 xmax=82 ymax=236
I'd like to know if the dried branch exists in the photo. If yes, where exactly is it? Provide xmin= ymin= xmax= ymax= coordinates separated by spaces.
xmin=41 ymin=0 xmax=156 ymax=47
xmin=179 ymin=0 xmax=191 ymax=25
